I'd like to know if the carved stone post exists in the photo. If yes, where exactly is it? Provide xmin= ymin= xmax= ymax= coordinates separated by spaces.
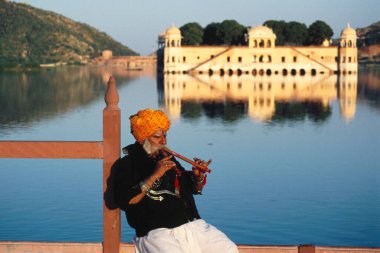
xmin=103 ymin=76 xmax=121 ymax=253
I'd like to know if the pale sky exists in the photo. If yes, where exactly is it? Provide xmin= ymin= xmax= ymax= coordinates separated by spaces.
xmin=12 ymin=0 xmax=380 ymax=55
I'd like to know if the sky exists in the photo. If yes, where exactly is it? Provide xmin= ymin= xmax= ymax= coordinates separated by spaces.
xmin=12 ymin=0 xmax=380 ymax=55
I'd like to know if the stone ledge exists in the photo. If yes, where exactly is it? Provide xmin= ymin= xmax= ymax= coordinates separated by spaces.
xmin=1 ymin=242 xmax=380 ymax=253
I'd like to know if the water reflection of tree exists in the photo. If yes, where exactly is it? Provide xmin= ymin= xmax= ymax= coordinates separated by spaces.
xmin=181 ymin=100 xmax=331 ymax=124
xmin=181 ymin=101 xmax=247 ymax=123
xmin=180 ymin=103 xmax=202 ymax=120
xmin=271 ymin=101 xmax=332 ymax=124
xmin=0 ymin=66 xmax=135 ymax=129
xmin=202 ymin=101 xmax=246 ymax=123
xmin=358 ymin=66 xmax=380 ymax=110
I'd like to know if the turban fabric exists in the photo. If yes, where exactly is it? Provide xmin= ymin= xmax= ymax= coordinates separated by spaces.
xmin=129 ymin=109 xmax=171 ymax=143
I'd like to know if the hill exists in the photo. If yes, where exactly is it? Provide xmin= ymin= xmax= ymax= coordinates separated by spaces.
xmin=0 ymin=0 xmax=137 ymax=69
xmin=356 ymin=21 xmax=380 ymax=46
xmin=356 ymin=21 xmax=380 ymax=64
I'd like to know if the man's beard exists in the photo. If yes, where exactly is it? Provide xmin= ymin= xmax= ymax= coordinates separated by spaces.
xmin=142 ymin=139 xmax=163 ymax=155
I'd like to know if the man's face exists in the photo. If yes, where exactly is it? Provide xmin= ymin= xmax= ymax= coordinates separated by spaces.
xmin=144 ymin=128 xmax=167 ymax=154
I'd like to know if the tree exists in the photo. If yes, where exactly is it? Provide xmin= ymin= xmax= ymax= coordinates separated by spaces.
xmin=284 ymin=21 xmax=308 ymax=45
xmin=263 ymin=20 xmax=287 ymax=45
xmin=201 ymin=20 xmax=246 ymax=46
xmin=221 ymin=19 xmax=246 ymax=45
xmin=307 ymin=20 xmax=333 ymax=45
xmin=180 ymin=22 xmax=204 ymax=45
xmin=202 ymin=22 xmax=225 ymax=45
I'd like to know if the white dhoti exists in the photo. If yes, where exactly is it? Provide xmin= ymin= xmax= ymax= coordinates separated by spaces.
xmin=133 ymin=219 xmax=239 ymax=253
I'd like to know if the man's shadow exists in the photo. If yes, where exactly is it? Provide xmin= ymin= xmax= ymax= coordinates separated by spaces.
xmin=104 ymin=158 xmax=122 ymax=210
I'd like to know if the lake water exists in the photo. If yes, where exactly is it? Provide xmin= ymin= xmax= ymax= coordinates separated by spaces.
xmin=0 ymin=66 xmax=379 ymax=247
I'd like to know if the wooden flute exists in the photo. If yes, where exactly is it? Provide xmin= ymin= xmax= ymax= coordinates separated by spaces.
xmin=161 ymin=146 xmax=212 ymax=173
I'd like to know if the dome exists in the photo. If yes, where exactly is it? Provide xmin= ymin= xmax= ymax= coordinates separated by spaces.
xmin=248 ymin=25 xmax=276 ymax=39
xmin=340 ymin=24 xmax=357 ymax=38
xmin=165 ymin=26 xmax=181 ymax=36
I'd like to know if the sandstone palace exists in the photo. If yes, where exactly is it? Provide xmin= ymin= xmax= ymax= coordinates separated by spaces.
xmin=157 ymin=25 xmax=358 ymax=76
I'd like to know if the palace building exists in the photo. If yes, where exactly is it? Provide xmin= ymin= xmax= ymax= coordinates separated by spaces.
xmin=157 ymin=24 xmax=358 ymax=76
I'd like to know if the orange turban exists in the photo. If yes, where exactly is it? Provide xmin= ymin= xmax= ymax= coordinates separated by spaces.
xmin=129 ymin=109 xmax=171 ymax=143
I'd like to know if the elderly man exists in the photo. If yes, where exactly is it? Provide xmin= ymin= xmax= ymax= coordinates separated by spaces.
xmin=114 ymin=109 xmax=238 ymax=253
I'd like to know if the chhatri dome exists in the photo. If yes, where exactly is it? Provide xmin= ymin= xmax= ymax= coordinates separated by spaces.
xmin=165 ymin=25 xmax=181 ymax=36
xmin=340 ymin=24 xmax=357 ymax=38
xmin=248 ymin=25 xmax=276 ymax=39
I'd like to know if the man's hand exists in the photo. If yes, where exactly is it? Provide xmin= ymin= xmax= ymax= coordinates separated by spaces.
xmin=154 ymin=156 xmax=176 ymax=178
xmin=192 ymin=157 xmax=208 ymax=180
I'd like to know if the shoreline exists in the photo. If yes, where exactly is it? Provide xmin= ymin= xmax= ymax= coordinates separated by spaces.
xmin=1 ymin=61 xmax=379 ymax=73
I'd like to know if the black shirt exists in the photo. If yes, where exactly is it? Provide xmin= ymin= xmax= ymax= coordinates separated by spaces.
xmin=114 ymin=142 xmax=201 ymax=237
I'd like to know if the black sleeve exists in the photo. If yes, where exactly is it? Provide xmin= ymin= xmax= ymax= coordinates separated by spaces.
xmin=183 ymin=171 xmax=204 ymax=195
xmin=113 ymin=157 xmax=143 ymax=211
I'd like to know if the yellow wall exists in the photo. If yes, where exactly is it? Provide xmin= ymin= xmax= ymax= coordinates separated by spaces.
xmin=164 ymin=45 xmax=357 ymax=75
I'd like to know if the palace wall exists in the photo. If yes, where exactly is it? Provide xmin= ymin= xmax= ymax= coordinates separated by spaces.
xmin=164 ymin=45 xmax=357 ymax=76
xmin=160 ymin=25 xmax=358 ymax=76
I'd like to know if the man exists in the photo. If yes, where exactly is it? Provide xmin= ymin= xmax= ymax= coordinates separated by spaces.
xmin=114 ymin=108 xmax=238 ymax=253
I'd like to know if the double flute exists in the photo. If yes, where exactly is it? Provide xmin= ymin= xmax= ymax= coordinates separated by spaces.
xmin=162 ymin=146 xmax=212 ymax=173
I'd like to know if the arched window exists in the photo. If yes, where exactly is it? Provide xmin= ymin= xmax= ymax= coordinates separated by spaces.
xmin=254 ymin=40 xmax=258 ymax=47
xmin=259 ymin=40 xmax=265 ymax=47
xmin=171 ymin=40 xmax=175 ymax=47
xmin=348 ymin=40 xmax=352 ymax=47
xmin=259 ymin=55 xmax=264 ymax=63
xmin=268 ymin=55 xmax=272 ymax=62
xmin=267 ymin=40 xmax=271 ymax=47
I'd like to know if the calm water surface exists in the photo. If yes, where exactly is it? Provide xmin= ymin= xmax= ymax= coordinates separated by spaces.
xmin=0 ymin=66 xmax=379 ymax=246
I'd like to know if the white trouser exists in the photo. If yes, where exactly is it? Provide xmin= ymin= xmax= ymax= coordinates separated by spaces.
xmin=133 ymin=219 xmax=239 ymax=253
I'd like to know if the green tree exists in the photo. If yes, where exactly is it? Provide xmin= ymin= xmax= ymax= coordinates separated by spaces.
xmin=221 ymin=19 xmax=246 ymax=45
xmin=263 ymin=20 xmax=287 ymax=45
xmin=284 ymin=21 xmax=308 ymax=45
xmin=202 ymin=22 xmax=225 ymax=45
xmin=180 ymin=22 xmax=204 ymax=45
xmin=307 ymin=20 xmax=333 ymax=45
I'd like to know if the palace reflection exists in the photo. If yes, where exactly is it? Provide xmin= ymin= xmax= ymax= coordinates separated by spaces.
xmin=158 ymin=73 xmax=358 ymax=123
